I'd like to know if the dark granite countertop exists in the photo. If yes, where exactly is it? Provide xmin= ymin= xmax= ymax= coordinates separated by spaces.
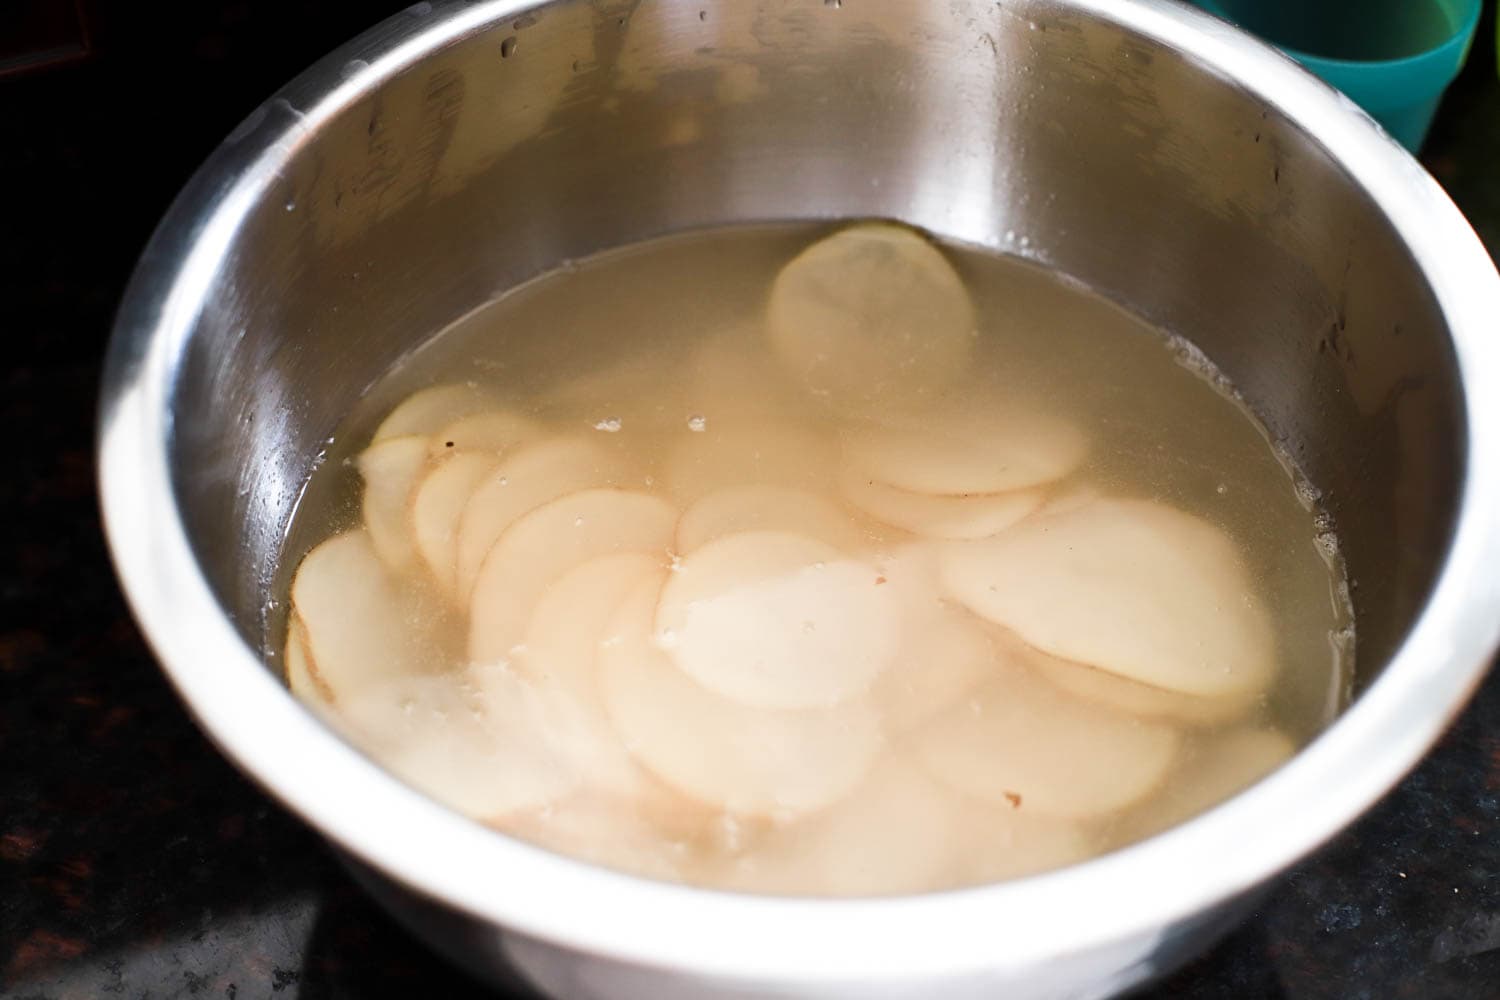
xmin=3 ymin=2 xmax=1498 ymax=998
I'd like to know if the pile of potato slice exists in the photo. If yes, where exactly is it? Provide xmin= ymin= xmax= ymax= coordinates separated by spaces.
xmin=284 ymin=223 xmax=1296 ymax=896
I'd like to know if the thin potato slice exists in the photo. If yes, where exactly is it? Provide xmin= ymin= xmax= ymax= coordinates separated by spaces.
xmin=522 ymin=550 xmax=668 ymax=701
xmin=412 ymin=452 xmax=496 ymax=595
xmin=371 ymin=383 xmax=490 ymax=443
xmin=664 ymin=421 xmax=835 ymax=503
xmin=767 ymin=223 xmax=976 ymax=413
xmin=599 ymin=576 xmax=883 ymax=817
xmin=454 ymin=435 xmax=622 ymax=599
xmin=357 ymin=435 xmax=428 ymax=574
xmin=497 ymin=792 xmax=700 ymax=883
xmin=914 ymin=657 xmax=1180 ymax=818
xmin=947 ymin=799 xmax=1097 ymax=885
xmin=289 ymin=530 xmax=440 ymax=696
xmin=1024 ymin=640 xmax=1257 ymax=726
xmin=842 ymin=405 xmax=1087 ymax=496
xmin=939 ymin=497 xmax=1276 ymax=700
xmin=840 ymin=470 xmax=1044 ymax=540
xmin=283 ymin=614 xmax=328 ymax=705
xmin=1125 ymin=728 xmax=1296 ymax=841
xmin=873 ymin=613 xmax=997 ymax=734
xmin=426 ymin=410 xmax=540 ymax=459
xmin=656 ymin=530 xmax=901 ymax=710
xmin=675 ymin=485 xmax=862 ymax=554
xmin=718 ymin=756 xmax=958 ymax=897
xmin=470 ymin=489 xmax=677 ymax=665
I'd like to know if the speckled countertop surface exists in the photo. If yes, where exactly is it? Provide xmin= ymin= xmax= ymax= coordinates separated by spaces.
xmin=2 ymin=3 xmax=1498 ymax=998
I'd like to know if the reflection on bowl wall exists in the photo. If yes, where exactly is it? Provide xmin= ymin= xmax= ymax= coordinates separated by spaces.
xmin=98 ymin=1 xmax=1500 ymax=998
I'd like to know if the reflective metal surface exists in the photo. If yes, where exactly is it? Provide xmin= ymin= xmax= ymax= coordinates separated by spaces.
xmin=98 ymin=1 xmax=1500 ymax=997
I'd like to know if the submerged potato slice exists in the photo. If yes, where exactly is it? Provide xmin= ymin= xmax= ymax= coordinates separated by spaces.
xmin=426 ymin=410 xmax=539 ymax=460
xmin=1024 ymin=640 xmax=1258 ymax=726
xmin=412 ymin=452 xmax=496 ymax=595
xmin=1126 ymin=727 xmax=1296 ymax=841
xmin=357 ymin=435 xmax=428 ymax=574
xmin=455 ymin=435 xmax=622 ymax=599
xmin=948 ymin=800 xmax=1097 ymax=885
xmin=372 ymin=383 xmax=490 ymax=443
xmin=939 ymin=497 xmax=1277 ymax=700
xmin=470 ymin=489 xmax=678 ymax=665
xmin=522 ymin=550 xmax=668 ymax=702
xmin=914 ymin=656 xmax=1180 ymax=818
xmin=289 ymin=530 xmax=438 ymax=697
xmin=599 ymin=577 xmax=883 ymax=817
xmin=840 ymin=470 xmax=1044 ymax=540
xmin=767 ymin=223 xmax=975 ymax=413
xmin=842 ymin=406 xmax=1087 ymax=496
xmin=656 ymin=530 xmax=901 ymax=710
xmin=283 ymin=614 xmax=327 ymax=705
xmin=675 ymin=484 xmax=862 ymax=555
xmin=873 ymin=613 xmax=997 ymax=734
xmin=664 ymin=421 xmax=835 ymax=503
xmin=718 ymin=756 xmax=959 ymax=897
xmin=497 ymin=792 xmax=700 ymax=883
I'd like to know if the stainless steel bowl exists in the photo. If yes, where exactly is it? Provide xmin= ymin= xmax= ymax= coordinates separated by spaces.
xmin=98 ymin=1 xmax=1500 ymax=997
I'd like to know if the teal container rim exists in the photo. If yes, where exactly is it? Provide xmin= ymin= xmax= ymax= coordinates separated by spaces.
xmin=1193 ymin=0 xmax=1482 ymax=73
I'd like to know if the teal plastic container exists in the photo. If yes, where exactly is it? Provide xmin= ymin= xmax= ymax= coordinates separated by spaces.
xmin=1192 ymin=0 xmax=1482 ymax=151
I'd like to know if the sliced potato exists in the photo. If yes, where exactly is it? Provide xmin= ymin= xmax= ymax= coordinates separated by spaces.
xmin=947 ymin=799 xmax=1097 ymax=885
xmin=656 ymin=530 xmax=901 ymax=710
xmin=840 ymin=470 xmax=1044 ymax=540
xmin=426 ymin=410 xmax=539 ymax=460
xmin=599 ymin=576 xmax=883 ymax=817
xmin=1024 ymin=640 xmax=1258 ymax=726
xmin=664 ymin=421 xmax=835 ymax=503
xmin=412 ymin=452 xmax=496 ymax=595
xmin=717 ymin=755 xmax=958 ymax=897
xmin=348 ymin=667 xmax=583 ymax=818
xmin=289 ymin=530 xmax=441 ymax=697
xmin=496 ymin=792 xmax=700 ymax=883
xmin=371 ymin=383 xmax=490 ymax=443
xmin=914 ymin=655 xmax=1180 ymax=818
xmin=522 ymin=550 xmax=668 ymax=703
xmin=1125 ymin=727 xmax=1296 ymax=841
xmin=470 ymin=489 xmax=677 ymax=665
xmin=675 ymin=484 xmax=863 ymax=555
xmin=767 ymin=223 xmax=975 ymax=413
xmin=357 ymin=435 xmax=429 ymax=574
xmin=939 ymin=497 xmax=1276 ymax=700
xmin=454 ymin=435 xmax=622 ymax=599
xmin=841 ymin=405 xmax=1086 ymax=496
xmin=282 ymin=613 xmax=328 ymax=705
xmin=873 ymin=613 xmax=997 ymax=734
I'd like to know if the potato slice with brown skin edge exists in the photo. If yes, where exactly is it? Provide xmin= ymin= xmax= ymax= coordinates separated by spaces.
xmin=283 ymin=613 xmax=331 ymax=705
xmin=840 ymin=469 xmax=1045 ymax=540
xmin=599 ymin=575 xmax=883 ymax=817
xmin=412 ymin=452 xmax=496 ymax=595
xmin=768 ymin=223 xmax=976 ymax=415
xmin=357 ymin=435 xmax=428 ymax=574
xmin=290 ymin=530 xmax=442 ymax=697
xmin=676 ymin=484 xmax=863 ymax=554
xmin=716 ymin=755 xmax=959 ymax=897
xmin=454 ymin=435 xmax=623 ymax=600
xmin=914 ymin=652 xmax=1180 ymax=819
xmin=842 ymin=405 xmax=1087 ymax=497
xmin=656 ymin=530 xmax=902 ymax=710
xmin=371 ymin=383 xmax=490 ymax=443
xmin=469 ymin=489 xmax=677 ymax=665
xmin=427 ymin=410 xmax=540 ymax=460
xmin=939 ymin=497 xmax=1277 ymax=700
